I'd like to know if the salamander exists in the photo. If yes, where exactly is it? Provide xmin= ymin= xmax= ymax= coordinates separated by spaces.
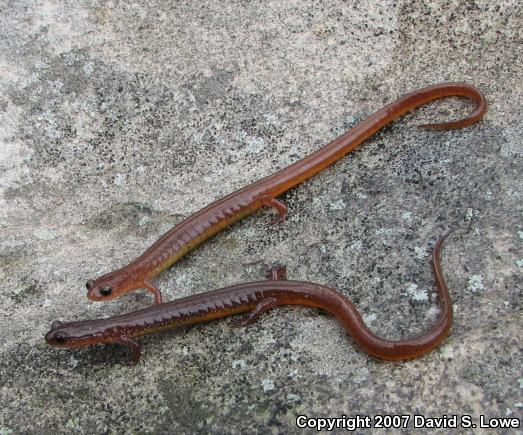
xmin=49 ymin=232 xmax=453 ymax=363
xmin=86 ymin=83 xmax=486 ymax=304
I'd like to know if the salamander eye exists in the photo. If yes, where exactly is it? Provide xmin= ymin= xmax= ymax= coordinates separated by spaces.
xmin=86 ymin=280 xmax=94 ymax=290
xmin=100 ymin=286 xmax=112 ymax=296
xmin=54 ymin=332 xmax=67 ymax=343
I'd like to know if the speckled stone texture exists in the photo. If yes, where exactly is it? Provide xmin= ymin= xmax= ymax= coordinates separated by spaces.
xmin=0 ymin=1 xmax=521 ymax=433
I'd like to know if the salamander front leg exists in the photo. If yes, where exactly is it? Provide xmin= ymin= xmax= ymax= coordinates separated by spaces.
xmin=116 ymin=336 xmax=141 ymax=364
xmin=230 ymin=297 xmax=279 ymax=328
xmin=265 ymin=264 xmax=287 ymax=281
xmin=261 ymin=195 xmax=288 ymax=224
xmin=144 ymin=279 xmax=163 ymax=304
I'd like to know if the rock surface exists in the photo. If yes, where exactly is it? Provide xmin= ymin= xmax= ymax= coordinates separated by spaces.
xmin=0 ymin=1 xmax=521 ymax=433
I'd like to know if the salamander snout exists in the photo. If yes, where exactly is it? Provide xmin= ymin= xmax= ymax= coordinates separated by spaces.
xmin=87 ymin=284 xmax=113 ymax=300
xmin=45 ymin=328 xmax=69 ymax=347
xmin=46 ymin=320 xmax=107 ymax=350
xmin=86 ymin=276 xmax=117 ymax=301
xmin=86 ymin=280 xmax=112 ymax=295
xmin=86 ymin=271 xmax=133 ymax=301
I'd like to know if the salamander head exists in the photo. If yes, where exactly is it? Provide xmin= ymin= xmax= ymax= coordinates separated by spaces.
xmin=85 ymin=271 xmax=133 ymax=301
xmin=45 ymin=319 xmax=108 ymax=349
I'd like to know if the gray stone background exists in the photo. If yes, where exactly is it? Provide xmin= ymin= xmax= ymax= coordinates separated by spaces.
xmin=0 ymin=1 xmax=521 ymax=433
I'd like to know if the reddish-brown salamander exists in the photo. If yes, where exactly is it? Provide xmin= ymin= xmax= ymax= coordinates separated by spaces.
xmin=49 ymin=232 xmax=453 ymax=363
xmin=86 ymin=83 xmax=486 ymax=304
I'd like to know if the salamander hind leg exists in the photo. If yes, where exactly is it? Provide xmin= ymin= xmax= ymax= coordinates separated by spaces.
xmin=230 ymin=297 xmax=279 ymax=328
xmin=261 ymin=195 xmax=288 ymax=224
xmin=144 ymin=280 xmax=163 ymax=304
xmin=265 ymin=264 xmax=287 ymax=280
xmin=116 ymin=336 xmax=141 ymax=365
